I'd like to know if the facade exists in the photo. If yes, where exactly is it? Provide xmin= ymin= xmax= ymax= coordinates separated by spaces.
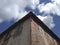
xmin=0 ymin=12 xmax=60 ymax=45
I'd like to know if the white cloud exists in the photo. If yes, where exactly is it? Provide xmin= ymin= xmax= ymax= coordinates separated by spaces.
xmin=0 ymin=0 xmax=28 ymax=22
xmin=38 ymin=3 xmax=54 ymax=14
xmin=51 ymin=0 xmax=60 ymax=4
xmin=37 ymin=0 xmax=60 ymax=29
xmin=0 ymin=19 xmax=3 ymax=23
xmin=0 ymin=0 xmax=56 ymax=29
xmin=16 ymin=11 xmax=28 ymax=21
xmin=0 ymin=0 xmax=40 ymax=23
xmin=1 ymin=4 xmax=19 ymax=20
xmin=38 ymin=0 xmax=60 ymax=16
xmin=29 ymin=0 xmax=40 ymax=9
xmin=37 ymin=15 xmax=55 ymax=29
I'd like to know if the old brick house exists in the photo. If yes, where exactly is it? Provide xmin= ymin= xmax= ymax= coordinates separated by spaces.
xmin=0 ymin=12 xmax=60 ymax=45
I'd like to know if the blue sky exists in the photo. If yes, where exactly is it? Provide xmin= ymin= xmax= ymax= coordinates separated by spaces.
xmin=0 ymin=0 xmax=60 ymax=38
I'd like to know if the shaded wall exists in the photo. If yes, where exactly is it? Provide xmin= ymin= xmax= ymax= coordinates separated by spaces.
xmin=0 ymin=18 xmax=31 ymax=45
xmin=0 ymin=18 xmax=59 ymax=45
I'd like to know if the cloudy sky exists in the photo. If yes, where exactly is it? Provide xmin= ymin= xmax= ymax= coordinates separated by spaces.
xmin=0 ymin=0 xmax=60 ymax=38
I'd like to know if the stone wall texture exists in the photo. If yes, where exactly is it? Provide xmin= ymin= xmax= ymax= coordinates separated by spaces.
xmin=0 ymin=18 xmax=59 ymax=45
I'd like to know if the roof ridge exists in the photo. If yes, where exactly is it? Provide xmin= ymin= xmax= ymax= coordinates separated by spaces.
xmin=0 ymin=12 xmax=60 ymax=42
